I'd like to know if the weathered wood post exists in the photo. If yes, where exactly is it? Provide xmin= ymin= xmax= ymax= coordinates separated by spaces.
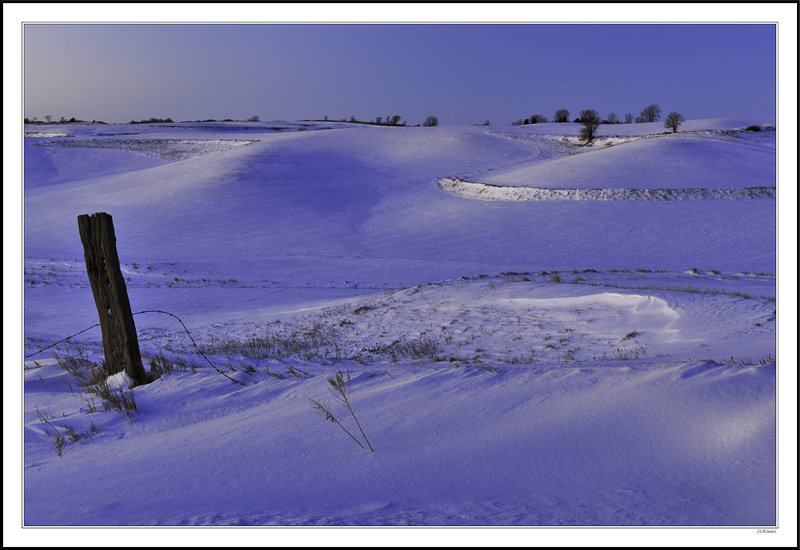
xmin=77 ymin=212 xmax=149 ymax=386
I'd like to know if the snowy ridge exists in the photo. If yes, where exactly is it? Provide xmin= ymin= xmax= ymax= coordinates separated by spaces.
xmin=439 ymin=178 xmax=776 ymax=202
xmin=32 ymin=138 xmax=257 ymax=161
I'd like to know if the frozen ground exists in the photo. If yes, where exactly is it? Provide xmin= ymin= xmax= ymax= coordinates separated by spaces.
xmin=19 ymin=118 xmax=785 ymax=534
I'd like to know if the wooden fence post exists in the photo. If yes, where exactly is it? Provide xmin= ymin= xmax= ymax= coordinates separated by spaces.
xmin=77 ymin=212 xmax=149 ymax=386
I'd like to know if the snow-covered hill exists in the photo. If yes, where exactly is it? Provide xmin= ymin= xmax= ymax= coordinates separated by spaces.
xmin=22 ymin=118 xmax=778 ymax=529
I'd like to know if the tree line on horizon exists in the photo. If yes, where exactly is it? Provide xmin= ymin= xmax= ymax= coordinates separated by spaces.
xmin=317 ymin=114 xmax=442 ymax=127
xmin=24 ymin=105 xmax=692 ymax=139
xmin=512 ymin=104 xmax=673 ymax=126
xmin=512 ymin=104 xmax=686 ymax=142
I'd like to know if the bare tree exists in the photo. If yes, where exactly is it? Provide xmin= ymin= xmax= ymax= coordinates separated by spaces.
xmin=530 ymin=114 xmax=548 ymax=124
xmin=578 ymin=109 xmax=602 ymax=143
xmin=375 ymin=116 xmax=382 ymax=125
xmin=664 ymin=111 xmax=685 ymax=133
xmin=639 ymin=104 xmax=662 ymax=123
xmin=44 ymin=115 xmax=52 ymax=123
xmin=554 ymin=109 xmax=570 ymax=123
xmin=607 ymin=113 xmax=619 ymax=124
xmin=248 ymin=115 xmax=260 ymax=122
xmin=422 ymin=115 xmax=439 ymax=127
xmin=625 ymin=112 xmax=633 ymax=124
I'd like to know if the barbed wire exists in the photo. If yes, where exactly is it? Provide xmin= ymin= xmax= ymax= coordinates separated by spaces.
xmin=24 ymin=309 xmax=247 ymax=386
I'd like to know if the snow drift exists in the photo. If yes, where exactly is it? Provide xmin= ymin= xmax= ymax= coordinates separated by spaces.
xmin=22 ymin=118 xmax=777 ymax=527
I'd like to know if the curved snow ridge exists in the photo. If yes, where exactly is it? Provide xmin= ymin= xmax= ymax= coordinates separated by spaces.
xmin=25 ymin=131 xmax=73 ymax=138
xmin=439 ymin=178 xmax=776 ymax=202
xmin=32 ymin=138 xmax=258 ymax=161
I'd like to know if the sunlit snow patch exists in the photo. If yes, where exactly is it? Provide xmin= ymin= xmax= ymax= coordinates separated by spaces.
xmin=105 ymin=369 xmax=136 ymax=391
xmin=26 ymin=132 xmax=73 ymax=138
xmin=505 ymin=293 xmax=682 ymax=345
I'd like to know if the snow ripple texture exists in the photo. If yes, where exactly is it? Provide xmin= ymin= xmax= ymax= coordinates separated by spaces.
xmin=440 ymin=178 xmax=776 ymax=202
xmin=32 ymin=138 xmax=256 ymax=161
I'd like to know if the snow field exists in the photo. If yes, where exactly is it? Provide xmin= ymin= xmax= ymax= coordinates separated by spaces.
xmin=23 ymin=350 xmax=775 ymax=526
xmin=22 ymin=118 xmax=778 ymax=526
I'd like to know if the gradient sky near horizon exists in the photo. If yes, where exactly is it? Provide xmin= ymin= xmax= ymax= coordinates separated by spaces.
xmin=23 ymin=24 xmax=776 ymax=125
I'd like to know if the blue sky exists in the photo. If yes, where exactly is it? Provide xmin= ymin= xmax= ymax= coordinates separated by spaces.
xmin=24 ymin=24 xmax=776 ymax=125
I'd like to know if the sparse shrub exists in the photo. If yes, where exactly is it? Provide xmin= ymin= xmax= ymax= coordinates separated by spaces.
xmin=506 ymin=349 xmax=536 ymax=364
xmin=148 ymin=353 xmax=196 ymax=379
xmin=93 ymin=380 xmax=138 ymax=417
xmin=621 ymin=330 xmax=641 ymax=341
xmin=310 ymin=399 xmax=366 ymax=450
xmin=54 ymin=348 xmax=108 ymax=386
xmin=37 ymin=374 xmax=52 ymax=395
xmin=614 ymin=341 xmax=648 ymax=360
xmin=52 ymin=433 xmax=66 ymax=457
xmin=388 ymin=336 xmax=442 ymax=362
xmin=549 ymin=273 xmax=563 ymax=283
xmin=63 ymin=424 xmax=82 ymax=443
xmin=285 ymin=365 xmax=310 ymax=378
xmin=560 ymin=349 xmax=577 ymax=362
xmin=311 ymin=371 xmax=374 ymax=452
xmin=469 ymin=358 xmax=500 ymax=372
xmin=56 ymin=349 xmax=138 ymax=417
xmin=207 ymin=320 xmax=340 ymax=361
